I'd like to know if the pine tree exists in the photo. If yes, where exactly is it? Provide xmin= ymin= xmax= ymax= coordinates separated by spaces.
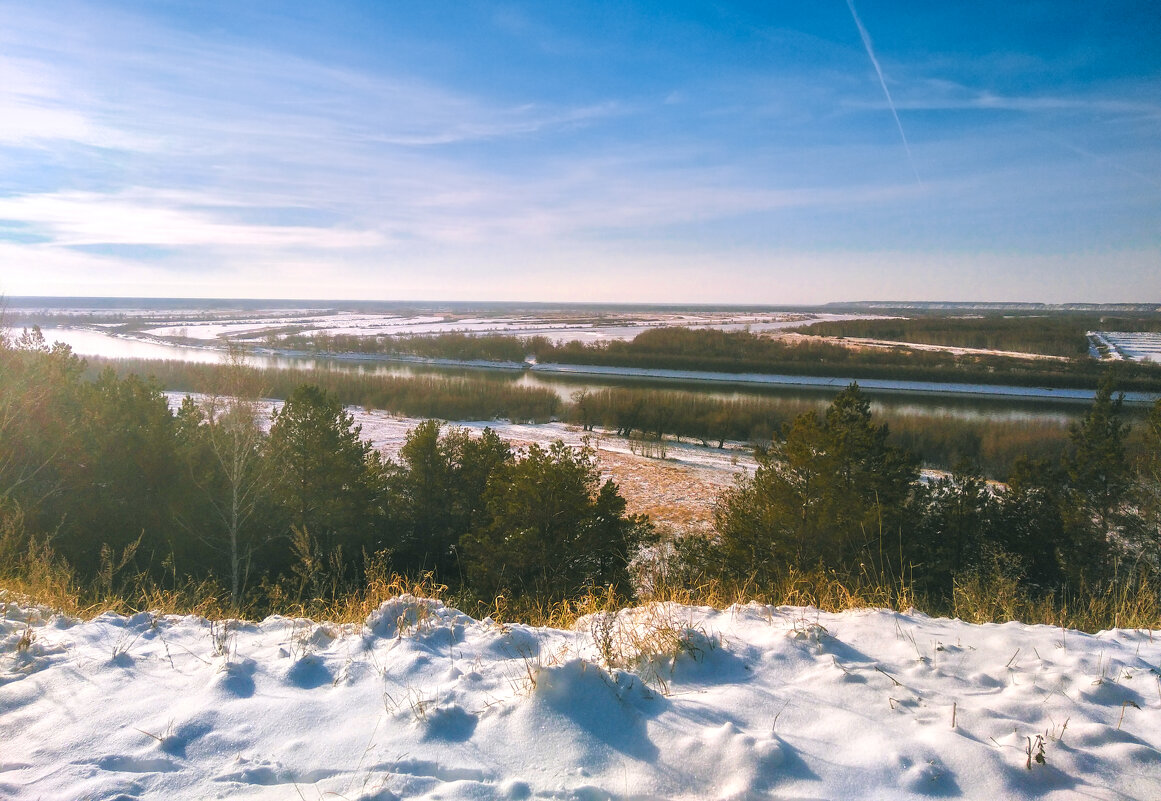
xmin=713 ymin=383 xmax=918 ymax=579
xmin=173 ymin=353 xmax=273 ymax=606
xmin=1061 ymin=376 xmax=1128 ymax=580
xmin=1125 ymin=399 xmax=1161 ymax=567
xmin=267 ymin=385 xmax=387 ymax=566
xmin=463 ymin=441 xmax=649 ymax=598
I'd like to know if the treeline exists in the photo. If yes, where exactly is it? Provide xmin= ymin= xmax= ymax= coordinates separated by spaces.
xmin=277 ymin=331 xmax=537 ymax=363
xmin=267 ymin=327 xmax=1161 ymax=392
xmin=88 ymin=355 xmax=1121 ymax=480
xmin=1 ymin=331 xmax=649 ymax=609
xmin=565 ymin=387 xmax=1088 ymax=479
xmin=790 ymin=314 xmax=1161 ymax=358
xmin=568 ymin=388 xmax=794 ymax=446
xmin=91 ymin=357 xmax=560 ymax=423
xmin=686 ymin=381 xmax=1161 ymax=607
xmin=887 ymin=414 xmax=1076 ymax=481
xmin=533 ymin=327 xmax=1161 ymax=392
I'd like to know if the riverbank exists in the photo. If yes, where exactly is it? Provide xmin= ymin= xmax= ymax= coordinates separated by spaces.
xmin=273 ymin=348 xmax=1161 ymax=406
xmin=39 ymin=325 xmax=1161 ymax=406
xmin=529 ymin=361 xmax=1161 ymax=405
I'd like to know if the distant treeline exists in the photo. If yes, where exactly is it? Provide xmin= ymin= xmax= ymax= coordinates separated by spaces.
xmin=271 ymin=327 xmax=1161 ymax=392
xmin=91 ymin=357 xmax=561 ymax=423
xmin=532 ymin=327 xmax=1161 ymax=392
xmin=566 ymin=387 xmax=1094 ymax=480
xmin=790 ymin=314 xmax=1161 ymax=358
xmin=278 ymin=331 xmax=534 ymax=363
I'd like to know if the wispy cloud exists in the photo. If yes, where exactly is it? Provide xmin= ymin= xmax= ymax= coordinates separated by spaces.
xmin=0 ymin=10 xmax=619 ymax=155
xmin=367 ymin=102 xmax=623 ymax=147
xmin=0 ymin=54 xmax=148 ymax=148
xmin=878 ymin=78 xmax=1161 ymax=119
xmin=0 ymin=2 xmax=1156 ymax=302
xmin=0 ymin=190 xmax=385 ymax=249
xmin=0 ymin=4 xmax=932 ymax=253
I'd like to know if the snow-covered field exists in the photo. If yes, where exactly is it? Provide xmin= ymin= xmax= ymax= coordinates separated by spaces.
xmin=3 ymin=597 xmax=1159 ymax=800
xmin=77 ymin=309 xmax=862 ymax=346
xmin=1099 ymin=332 xmax=1161 ymax=363
xmin=137 ymin=310 xmax=840 ymax=345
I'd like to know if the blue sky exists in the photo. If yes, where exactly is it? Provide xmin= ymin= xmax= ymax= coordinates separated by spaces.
xmin=0 ymin=0 xmax=1158 ymax=303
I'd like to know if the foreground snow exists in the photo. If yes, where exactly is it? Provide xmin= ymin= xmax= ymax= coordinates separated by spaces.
xmin=3 ymin=598 xmax=1159 ymax=800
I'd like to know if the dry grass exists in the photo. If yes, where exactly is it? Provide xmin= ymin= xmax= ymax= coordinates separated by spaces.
xmin=953 ymin=567 xmax=1161 ymax=632
xmin=3 ymin=535 xmax=1157 ymax=634
xmin=585 ymin=603 xmax=716 ymax=694
xmin=595 ymin=449 xmax=734 ymax=534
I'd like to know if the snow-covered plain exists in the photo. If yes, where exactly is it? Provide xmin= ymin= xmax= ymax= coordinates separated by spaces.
xmin=122 ymin=310 xmax=848 ymax=345
xmin=3 ymin=597 xmax=1160 ymax=800
xmin=1100 ymin=332 xmax=1161 ymax=363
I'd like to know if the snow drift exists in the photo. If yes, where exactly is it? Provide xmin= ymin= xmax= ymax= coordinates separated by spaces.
xmin=2 ymin=596 xmax=1159 ymax=800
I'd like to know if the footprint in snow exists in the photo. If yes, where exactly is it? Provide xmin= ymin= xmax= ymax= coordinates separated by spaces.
xmin=380 ymin=759 xmax=488 ymax=783
xmin=154 ymin=718 xmax=214 ymax=758
xmin=95 ymin=755 xmax=180 ymax=773
xmin=894 ymin=752 xmax=961 ymax=796
xmin=214 ymin=760 xmax=338 ymax=786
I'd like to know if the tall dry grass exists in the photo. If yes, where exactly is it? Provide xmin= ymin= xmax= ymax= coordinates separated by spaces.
xmin=4 ymin=531 xmax=1157 ymax=633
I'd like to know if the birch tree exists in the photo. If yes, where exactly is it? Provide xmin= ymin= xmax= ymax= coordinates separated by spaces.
xmin=178 ymin=347 xmax=271 ymax=606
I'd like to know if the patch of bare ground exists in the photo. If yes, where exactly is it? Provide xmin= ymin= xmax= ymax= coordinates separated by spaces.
xmin=593 ymin=448 xmax=735 ymax=533
xmin=450 ymin=426 xmax=748 ymax=535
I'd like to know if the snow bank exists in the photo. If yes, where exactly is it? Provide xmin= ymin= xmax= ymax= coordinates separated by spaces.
xmin=3 ymin=596 xmax=1159 ymax=800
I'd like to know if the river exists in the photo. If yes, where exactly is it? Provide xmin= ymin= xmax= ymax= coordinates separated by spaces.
xmin=37 ymin=326 xmax=1151 ymax=425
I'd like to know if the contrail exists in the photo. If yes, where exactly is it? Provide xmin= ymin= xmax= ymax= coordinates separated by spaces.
xmin=1029 ymin=125 xmax=1161 ymax=192
xmin=845 ymin=0 xmax=921 ymax=183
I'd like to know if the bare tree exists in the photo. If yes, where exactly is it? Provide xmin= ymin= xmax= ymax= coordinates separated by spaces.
xmin=191 ymin=344 xmax=271 ymax=606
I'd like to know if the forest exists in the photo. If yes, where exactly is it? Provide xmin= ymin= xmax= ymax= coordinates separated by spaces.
xmin=2 ymin=326 xmax=1160 ymax=628
xmin=1 ymin=328 xmax=649 ymax=612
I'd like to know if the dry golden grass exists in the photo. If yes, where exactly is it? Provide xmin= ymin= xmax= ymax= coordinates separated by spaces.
xmin=952 ymin=567 xmax=1161 ymax=632
xmin=595 ymin=449 xmax=732 ymax=533
xmin=3 ymin=533 xmax=1157 ymax=634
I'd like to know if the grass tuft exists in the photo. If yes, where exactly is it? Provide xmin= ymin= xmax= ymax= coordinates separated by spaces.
xmin=2 ymin=540 xmax=1157 ymax=634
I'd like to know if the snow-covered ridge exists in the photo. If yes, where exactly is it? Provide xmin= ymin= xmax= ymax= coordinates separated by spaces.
xmin=3 ymin=596 xmax=1159 ymax=800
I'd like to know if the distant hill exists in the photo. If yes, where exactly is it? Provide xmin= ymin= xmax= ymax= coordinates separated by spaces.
xmin=825 ymin=301 xmax=1161 ymax=314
